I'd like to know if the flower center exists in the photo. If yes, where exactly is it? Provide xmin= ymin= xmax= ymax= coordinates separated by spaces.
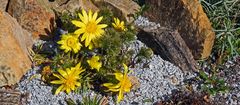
xmin=65 ymin=76 xmax=75 ymax=87
xmin=67 ymin=38 xmax=75 ymax=47
xmin=86 ymin=21 xmax=97 ymax=33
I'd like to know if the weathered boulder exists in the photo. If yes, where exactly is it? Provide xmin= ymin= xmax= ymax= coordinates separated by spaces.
xmin=37 ymin=0 xmax=99 ymax=13
xmin=79 ymin=0 xmax=99 ymax=11
xmin=137 ymin=27 xmax=198 ymax=72
xmin=93 ymin=0 xmax=140 ymax=22
xmin=0 ymin=10 xmax=33 ymax=86
xmin=144 ymin=0 xmax=215 ymax=59
xmin=7 ymin=0 xmax=55 ymax=39
xmin=0 ymin=89 xmax=22 ymax=105
xmin=0 ymin=0 xmax=8 ymax=11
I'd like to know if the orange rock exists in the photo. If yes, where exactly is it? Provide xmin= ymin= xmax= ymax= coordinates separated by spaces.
xmin=0 ymin=10 xmax=33 ymax=86
xmin=7 ymin=0 xmax=55 ymax=40
xmin=144 ymin=0 xmax=215 ymax=59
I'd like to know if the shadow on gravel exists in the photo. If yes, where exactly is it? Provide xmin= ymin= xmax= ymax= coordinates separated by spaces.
xmin=153 ymin=91 xmax=212 ymax=105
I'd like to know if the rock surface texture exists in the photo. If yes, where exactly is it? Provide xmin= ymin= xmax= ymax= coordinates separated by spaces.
xmin=36 ymin=0 xmax=99 ymax=13
xmin=0 ymin=10 xmax=33 ymax=86
xmin=7 ymin=0 xmax=55 ymax=39
xmin=0 ymin=0 xmax=8 ymax=11
xmin=144 ymin=0 xmax=215 ymax=59
xmin=135 ymin=16 xmax=198 ymax=72
xmin=93 ymin=0 xmax=140 ymax=22
xmin=0 ymin=89 xmax=22 ymax=105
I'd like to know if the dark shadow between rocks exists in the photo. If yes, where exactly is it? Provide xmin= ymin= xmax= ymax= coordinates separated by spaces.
xmin=39 ymin=17 xmax=57 ymax=41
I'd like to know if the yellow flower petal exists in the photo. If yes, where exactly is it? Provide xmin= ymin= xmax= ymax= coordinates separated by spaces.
xmin=85 ymin=35 xmax=92 ymax=47
xmin=117 ymin=90 xmax=124 ymax=103
xmin=92 ymin=12 xmax=98 ymax=21
xmin=88 ymin=42 xmax=94 ymax=50
xmin=108 ymin=83 xmax=121 ymax=89
xmin=109 ymin=88 xmax=120 ymax=92
xmin=96 ymin=16 xmax=103 ymax=24
xmin=123 ymin=63 xmax=128 ymax=74
xmin=66 ymin=68 xmax=72 ymax=75
xmin=66 ymin=88 xmax=71 ymax=94
xmin=53 ymin=73 xmax=64 ymax=80
xmin=75 ymin=63 xmax=81 ymax=69
xmin=55 ymin=85 xmax=64 ymax=95
xmin=51 ymin=80 xmax=64 ymax=84
xmin=58 ymin=69 xmax=67 ymax=77
xmin=88 ymin=10 xmax=93 ymax=21
xmin=98 ymin=24 xmax=108 ymax=28
xmin=114 ymin=73 xmax=123 ymax=81
xmin=103 ymin=82 xmax=114 ymax=86
xmin=124 ymin=86 xmax=131 ymax=92
xmin=76 ymin=82 xmax=81 ymax=87
xmin=71 ymin=20 xmax=84 ymax=27
xmin=81 ymin=10 xmax=88 ymax=24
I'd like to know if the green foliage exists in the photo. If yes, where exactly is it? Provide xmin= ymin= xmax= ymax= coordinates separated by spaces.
xmin=66 ymin=98 xmax=76 ymax=105
xmin=138 ymin=47 xmax=153 ymax=60
xmin=65 ymin=95 xmax=107 ymax=105
xmin=98 ymin=8 xmax=114 ymax=25
xmin=197 ymin=0 xmax=238 ymax=96
xmin=80 ymin=95 xmax=105 ymax=105
xmin=56 ymin=10 xmax=80 ymax=32
xmin=198 ymin=70 xmax=229 ymax=95
xmin=98 ymin=27 xmax=137 ymax=72
xmin=132 ymin=0 xmax=149 ymax=19
xmin=200 ymin=0 xmax=240 ymax=63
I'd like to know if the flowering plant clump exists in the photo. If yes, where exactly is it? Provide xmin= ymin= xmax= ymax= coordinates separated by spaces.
xmin=31 ymin=8 xmax=152 ymax=103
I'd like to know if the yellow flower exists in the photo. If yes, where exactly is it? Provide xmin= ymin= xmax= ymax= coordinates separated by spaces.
xmin=87 ymin=55 xmax=102 ymax=71
xmin=57 ymin=34 xmax=82 ymax=53
xmin=51 ymin=63 xmax=85 ymax=95
xmin=103 ymin=64 xmax=132 ymax=103
xmin=72 ymin=9 xmax=107 ymax=47
xmin=112 ymin=18 xmax=126 ymax=32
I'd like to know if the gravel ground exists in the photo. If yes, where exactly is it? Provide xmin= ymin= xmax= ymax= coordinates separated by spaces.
xmin=17 ymin=39 xmax=193 ymax=105
xmin=211 ymin=56 xmax=240 ymax=105
xmin=17 ymin=67 xmax=99 ymax=105
xmin=15 ymin=16 xmax=240 ymax=105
